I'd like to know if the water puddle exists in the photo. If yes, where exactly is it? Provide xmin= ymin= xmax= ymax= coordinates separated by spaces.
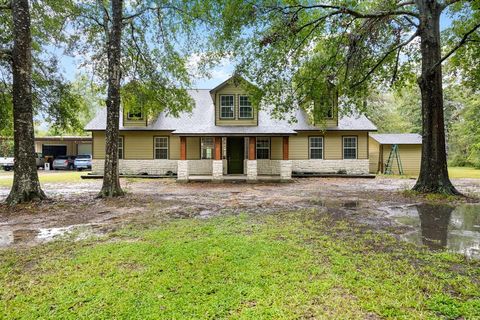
xmin=0 ymin=223 xmax=105 ymax=248
xmin=385 ymin=204 xmax=480 ymax=259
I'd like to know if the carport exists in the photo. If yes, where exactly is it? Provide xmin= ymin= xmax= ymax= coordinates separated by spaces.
xmin=34 ymin=136 xmax=92 ymax=158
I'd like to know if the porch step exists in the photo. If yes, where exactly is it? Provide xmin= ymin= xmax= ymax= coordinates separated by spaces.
xmin=292 ymin=172 xmax=376 ymax=179
xmin=81 ymin=174 xmax=176 ymax=179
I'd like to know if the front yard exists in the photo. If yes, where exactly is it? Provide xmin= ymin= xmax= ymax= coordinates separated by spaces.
xmin=0 ymin=173 xmax=479 ymax=319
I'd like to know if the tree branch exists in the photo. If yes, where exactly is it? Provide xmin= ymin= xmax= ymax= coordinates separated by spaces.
xmin=0 ymin=1 xmax=11 ymax=10
xmin=440 ymin=0 xmax=464 ymax=10
xmin=432 ymin=22 xmax=480 ymax=70
xmin=274 ymin=3 xmax=419 ymax=18
xmin=0 ymin=48 xmax=12 ymax=62
xmin=352 ymin=30 xmax=419 ymax=87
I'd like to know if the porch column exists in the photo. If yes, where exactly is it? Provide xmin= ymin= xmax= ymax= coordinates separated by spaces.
xmin=180 ymin=136 xmax=187 ymax=160
xmin=247 ymin=136 xmax=257 ymax=181
xmin=283 ymin=136 xmax=289 ymax=160
xmin=281 ymin=136 xmax=292 ymax=181
xmin=248 ymin=137 xmax=256 ymax=160
xmin=177 ymin=136 xmax=188 ymax=182
xmin=212 ymin=137 xmax=223 ymax=182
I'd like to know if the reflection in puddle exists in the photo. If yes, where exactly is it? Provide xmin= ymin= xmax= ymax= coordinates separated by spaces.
xmin=0 ymin=224 xmax=103 ymax=248
xmin=388 ymin=204 xmax=480 ymax=259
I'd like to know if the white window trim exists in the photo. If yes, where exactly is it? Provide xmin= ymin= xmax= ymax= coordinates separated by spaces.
xmin=309 ymin=136 xmax=324 ymax=159
xmin=256 ymin=137 xmax=270 ymax=160
xmin=154 ymin=136 xmax=169 ymax=160
xmin=343 ymin=136 xmax=357 ymax=160
xmin=238 ymin=95 xmax=253 ymax=119
xmin=220 ymin=94 xmax=235 ymax=119
xmin=201 ymin=137 xmax=214 ymax=160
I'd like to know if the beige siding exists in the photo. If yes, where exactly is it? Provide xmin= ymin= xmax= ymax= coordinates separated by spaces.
xmin=369 ymin=138 xmax=381 ymax=173
xmin=169 ymin=136 xmax=180 ymax=160
xmin=214 ymin=83 xmax=258 ymax=126
xmin=186 ymin=137 xmax=200 ymax=160
xmin=271 ymin=137 xmax=283 ymax=160
xmin=381 ymin=144 xmax=421 ymax=175
xmin=289 ymin=133 xmax=309 ymax=160
xmin=93 ymin=131 xmax=183 ymax=160
xmin=289 ymin=131 xmax=369 ymax=160
xmin=123 ymin=111 xmax=148 ymax=127
xmin=93 ymin=131 xmax=106 ymax=159
xmin=124 ymin=132 xmax=154 ymax=159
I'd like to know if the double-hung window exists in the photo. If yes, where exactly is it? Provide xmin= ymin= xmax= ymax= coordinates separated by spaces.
xmin=309 ymin=137 xmax=323 ymax=159
xmin=220 ymin=95 xmax=234 ymax=119
xmin=118 ymin=136 xmax=124 ymax=159
xmin=239 ymin=95 xmax=253 ymax=119
xmin=201 ymin=137 xmax=214 ymax=159
xmin=154 ymin=137 xmax=168 ymax=159
xmin=343 ymin=136 xmax=357 ymax=159
xmin=256 ymin=137 xmax=270 ymax=159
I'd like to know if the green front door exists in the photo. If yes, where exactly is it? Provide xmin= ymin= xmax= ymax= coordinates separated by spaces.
xmin=227 ymin=137 xmax=244 ymax=174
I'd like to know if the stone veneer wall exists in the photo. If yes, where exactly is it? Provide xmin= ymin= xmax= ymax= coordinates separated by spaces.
xmin=188 ymin=160 xmax=213 ymax=175
xmin=291 ymin=159 xmax=369 ymax=174
xmin=92 ymin=159 xmax=177 ymax=175
xmin=257 ymin=160 xmax=281 ymax=175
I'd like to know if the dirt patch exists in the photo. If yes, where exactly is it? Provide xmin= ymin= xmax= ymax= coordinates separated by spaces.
xmin=0 ymin=177 xmax=478 ymax=250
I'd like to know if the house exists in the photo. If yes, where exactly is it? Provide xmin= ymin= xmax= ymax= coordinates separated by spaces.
xmin=85 ymin=76 xmax=377 ymax=181
xmin=369 ymin=133 xmax=422 ymax=175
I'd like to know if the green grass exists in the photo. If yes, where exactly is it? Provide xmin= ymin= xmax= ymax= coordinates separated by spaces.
xmin=448 ymin=167 xmax=480 ymax=179
xmin=378 ymin=167 xmax=480 ymax=180
xmin=1 ymin=211 xmax=479 ymax=319
xmin=0 ymin=171 xmax=84 ymax=187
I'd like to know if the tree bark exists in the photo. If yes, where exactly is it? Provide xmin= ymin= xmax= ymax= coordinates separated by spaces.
xmin=6 ymin=0 xmax=46 ymax=205
xmin=413 ymin=0 xmax=459 ymax=195
xmin=98 ymin=0 xmax=124 ymax=198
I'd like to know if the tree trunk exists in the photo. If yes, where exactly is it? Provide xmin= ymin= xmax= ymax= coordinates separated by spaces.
xmin=6 ymin=0 xmax=46 ymax=205
xmin=99 ymin=0 xmax=124 ymax=198
xmin=413 ymin=0 xmax=459 ymax=195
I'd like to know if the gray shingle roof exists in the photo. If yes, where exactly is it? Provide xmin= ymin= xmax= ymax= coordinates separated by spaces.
xmin=369 ymin=133 xmax=422 ymax=145
xmin=85 ymin=89 xmax=377 ymax=134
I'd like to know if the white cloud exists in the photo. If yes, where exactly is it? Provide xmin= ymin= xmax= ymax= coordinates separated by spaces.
xmin=187 ymin=53 xmax=235 ymax=89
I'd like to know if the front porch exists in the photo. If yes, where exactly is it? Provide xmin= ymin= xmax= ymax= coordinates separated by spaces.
xmin=176 ymin=136 xmax=292 ymax=182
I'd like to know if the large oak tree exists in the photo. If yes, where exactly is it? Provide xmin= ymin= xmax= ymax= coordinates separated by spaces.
xmin=0 ymin=0 xmax=90 ymax=204
xmin=215 ymin=0 xmax=480 ymax=194
xmin=71 ymin=0 xmax=215 ymax=197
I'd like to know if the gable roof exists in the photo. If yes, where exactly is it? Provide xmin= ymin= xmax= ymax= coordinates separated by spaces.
xmin=85 ymin=89 xmax=377 ymax=134
xmin=369 ymin=133 xmax=422 ymax=145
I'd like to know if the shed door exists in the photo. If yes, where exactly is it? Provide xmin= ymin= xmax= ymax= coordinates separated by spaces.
xmin=77 ymin=143 xmax=92 ymax=155
xmin=42 ymin=145 xmax=67 ymax=158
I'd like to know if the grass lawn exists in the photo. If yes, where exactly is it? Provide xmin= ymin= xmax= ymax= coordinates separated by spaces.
xmin=1 ymin=211 xmax=479 ymax=319
xmin=0 ymin=171 xmax=84 ymax=187
xmin=448 ymin=167 xmax=480 ymax=179
xmin=377 ymin=167 xmax=480 ymax=180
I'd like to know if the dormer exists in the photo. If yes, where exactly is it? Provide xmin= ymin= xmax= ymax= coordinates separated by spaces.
xmin=308 ymin=82 xmax=339 ymax=128
xmin=122 ymin=108 xmax=148 ymax=127
xmin=210 ymin=76 xmax=258 ymax=126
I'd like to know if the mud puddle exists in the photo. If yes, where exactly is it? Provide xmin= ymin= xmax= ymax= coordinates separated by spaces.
xmin=382 ymin=203 xmax=480 ymax=259
xmin=0 ymin=223 xmax=108 ymax=248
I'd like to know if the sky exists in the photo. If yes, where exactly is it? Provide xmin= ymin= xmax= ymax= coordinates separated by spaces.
xmin=56 ymin=11 xmax=454 ymax=90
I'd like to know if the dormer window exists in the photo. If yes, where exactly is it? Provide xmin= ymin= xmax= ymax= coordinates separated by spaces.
xmin=127 ymin=110 xmax=144 ymax=120
xmin=220 ymin=95 xmax=235 ymax=119
xmin=326 ymin=104 xmax=334 ymax=119
xmin=239 ymin=95 xmax=253 ymax=119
